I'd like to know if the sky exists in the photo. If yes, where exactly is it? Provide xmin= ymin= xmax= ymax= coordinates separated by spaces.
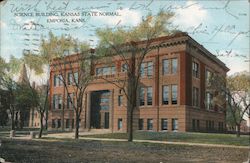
xmin=0 ymin=0 xmax=249 ymax=75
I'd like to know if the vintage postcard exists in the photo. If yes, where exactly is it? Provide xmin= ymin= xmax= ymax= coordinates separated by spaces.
xmin=0 ymin=0 xmax=249 ymax=162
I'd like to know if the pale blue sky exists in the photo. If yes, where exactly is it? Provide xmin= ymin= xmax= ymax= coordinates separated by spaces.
xmin=0 ymin=0 xmax=249 ymax=75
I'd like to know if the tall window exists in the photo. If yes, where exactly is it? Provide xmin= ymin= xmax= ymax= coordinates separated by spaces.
xmin=192 ymin=87 xmax=199 ymax=107
xmin=57 ymin=119 xmax=61 ymax=128
xmin=68 ymin=72 xmax=73 ymax=85
xmin=205 ymin=69 xmax=212 ymax=84
xmin=71 ymin=119 xmax=74 ymax=129
xmin=74 ymin=72 xmax=78 ymax=84
xmin=111 ymin=66 xmax=116 ymax=75
xmin=147 ymin=87 xmax=152 ymax=105
xmin=147 ymin=119 xmax=153 ymax=130
xmin=139 ymin=119 xmax=144 ymax=130
xmin=67 ymin=93 xmax=74 ymax=109
xmin=140 ymin=63 xmax=145 ymax=77
xmin=161 ymin=119 xmax=168 ymax=130
xmin=54 ymin=74 xmax=62 ymax=87
xmin=118 ymin=95 xmax=122 ymax=106
xmin=139 ymin=87 xmax=145 ymax=106
xmin=147 ymin=62 xmax=153 ymax=76
xmin=162 ymin=85 xmax=169 ymax=105
xmin=118 ymin=118 xmax=122 ymax=130
xmin=163 ymin=59 xmax=169 ymax=75
xmin=171 ymin=85 xmax=178 ymax=104
xmin=172 ymin=118 xmax=178 ymax=131
xmin=172 ymin=58 xmax=178 ymax=74
xmin=206 ymin=92 xmax=213 ymax=110
xmin=66 ymin=119 xmax=70 ymax=128
xmin=53 ymin=94 xmax=62 ymax=109
xmin=52 ymin=119 xmax=56 ymax=128
xmin=192 ymin=62 xmax=199 ymax=78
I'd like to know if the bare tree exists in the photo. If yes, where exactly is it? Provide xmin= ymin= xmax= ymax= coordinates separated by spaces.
xmin=208 ymin=73 xmax=250 ymax=137
xmin=95 ymin=11 xmax=176 ymax=141
xmin=52 ymin=49 xmax=93 ymax=139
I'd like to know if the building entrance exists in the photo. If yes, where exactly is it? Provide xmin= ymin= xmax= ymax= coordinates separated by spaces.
xmin=90 ymin=90 xmax=110 ymax=129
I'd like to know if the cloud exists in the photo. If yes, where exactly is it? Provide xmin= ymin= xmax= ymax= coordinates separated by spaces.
xmin=171 ymin=1 xmax=208 ymax=29
xmin=0 ymin=20 xmax=6 ymax=28
xmin=216 ymin=49 xmax=249 ymax=75
xmin=93 ymin=8 xmax=141 ymax=27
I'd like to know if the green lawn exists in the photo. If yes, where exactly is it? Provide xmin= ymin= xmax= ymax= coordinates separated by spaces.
xmin=81 ymin=131 xmax=250 ymax=146
xmin=0 ymin=138 xmax=249 ymax=163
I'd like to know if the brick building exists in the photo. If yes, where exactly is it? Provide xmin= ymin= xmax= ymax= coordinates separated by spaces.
xmin=48 ymin=33 xmax=229 ymax=133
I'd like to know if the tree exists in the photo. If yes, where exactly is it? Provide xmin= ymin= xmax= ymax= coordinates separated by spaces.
xmin=52 ymin=49 xmax=92 ymax=139
xmin=0 ymin=89 xmax=9 ymax=127
xmin=95 ymin=10 xmax=176 ymax=141
xmin=208 ymin=73 xmax=250 ymax=137
xmin=41 ymin=32 xmax=91 ymax=139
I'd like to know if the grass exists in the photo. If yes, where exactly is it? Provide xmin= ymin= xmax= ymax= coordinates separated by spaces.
xmin=0 ymin=138 xmax=249 ymax=163
xmin=81 ymin=131 xmax=250 ymax=146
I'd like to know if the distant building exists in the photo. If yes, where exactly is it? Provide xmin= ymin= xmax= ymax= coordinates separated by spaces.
xmin=48 ymin=33 xmax=229 ymax=132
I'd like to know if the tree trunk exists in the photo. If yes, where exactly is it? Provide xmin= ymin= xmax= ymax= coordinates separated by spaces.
xmin=236 ymin=124 xmax=241 ymax=137
xmin=128 ymin=106 xmax=133 ymax=142
xmin=11 ymin=113 xmax=15 ymax=130
xmin=38 ymin=114 xmax=44 ymax=138
xmin=75 ymin=113 xmax=79 ymax=139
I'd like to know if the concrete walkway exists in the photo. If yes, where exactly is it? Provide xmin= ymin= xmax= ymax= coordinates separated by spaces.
xmin=4 ymin=131 xmax=249 ymax=149
xmin=79 ymin=137 xmax=249 ymax=149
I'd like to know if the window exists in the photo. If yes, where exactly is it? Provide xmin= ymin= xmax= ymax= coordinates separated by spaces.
xmin=147 ymin=119 xmax=153 ymax=130
xmin=122 ymin=64 xmax=128 ymax=72
xmin=139 ymin=87 xmax=145 ymax=106
xmin=52 ymin=119 xmax=56 ymax=128
xmin=172 ymin=118 xmax=178 ymax=131
xmin=192 ymin=119 xmax=196 ymax=131
xmin=66 ymin=119 xmax=70 ymax=128
xmin=192 ymin=62 xmax=199 ymax=78
xmin=118 ymin=95 xmax=122 ymax=106
xmin=147 ymin=62 xmax=153 ymax=76
xmin=192 ymin=87 xmax=199 ymax=107
xmin=206 ymin=92 xmax=213 ymax=110
xmin=96 ymin=66 xmax=116 ymax=76
xmin=163 ymin=59 xmax=169 ymax=75
xmin=111 ymin=66 xmax=116 ymax=75
xmin=197 ymin=120 xmax=200 ymax=130
xmin=54 ymin=74 xmax=63 ymax=87
xmin=74 ymin=72 xmax=78 ymax=84
xmin=96 ymin=67 xmax=103 ymax=76
xmin=172 ymin=58 xmax=177 ymax=74
xmin=68 ymin=72 xmax=73 ymax=85
xmin=218 ymin=122 xmax=224 ymax=131
xmin=147 ymin=87 xmax=152 ymax=105
xmin=161 ymin=119 xmax=168 ymax=130
xmin=171 ymin=85 xmax=178 ymax=105
xmin=162 ymin=85 xmax=169 ymax=105
xmin=139 ymin=119 xmax=144 ymax=130
xmin=67 ymin=93 xmax=74 ymax=109
xmin=78 ymin=119 xmax=81 ymax=128
xmin=72 ymin=119 xmax=74 ymax=129
xmin=57 ymin=119 xmax=61 ymax=128
xmin=205 ymin=69 xmax=212 ymax=84
xmin=140 ymin=63 xmax=145 ymax=77
xmin=118 ymin=118 xmax=122 ymax=130
xmin=53 ymin=94 xmax=62 ymax=109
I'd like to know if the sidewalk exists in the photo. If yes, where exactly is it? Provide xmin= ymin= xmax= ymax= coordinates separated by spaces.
xmin=79 ymin=137 xmax=249 ymax=149
xmin=3 ymin=131 xmax=249 ymax=149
